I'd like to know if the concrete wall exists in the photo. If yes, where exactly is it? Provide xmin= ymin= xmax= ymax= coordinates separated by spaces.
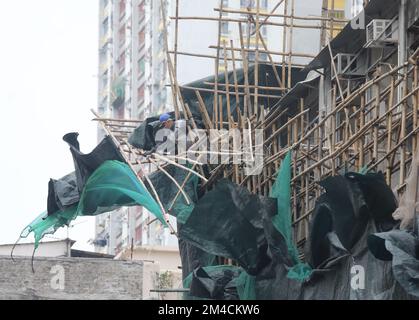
xmin=117 ymin=245 xmax=182 ymax=271
xmin=0 ymin=239 xmax=73 ymax=258
xmin=0 ymin=256 xmax=143 ymax=300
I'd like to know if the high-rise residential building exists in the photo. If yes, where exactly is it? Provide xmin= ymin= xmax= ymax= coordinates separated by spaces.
xmin=95 ymin=0 xmax=176 ymax=256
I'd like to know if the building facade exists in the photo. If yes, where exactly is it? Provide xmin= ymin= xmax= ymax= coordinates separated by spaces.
xmin=96 ymin=0 xmax=176 ymax=256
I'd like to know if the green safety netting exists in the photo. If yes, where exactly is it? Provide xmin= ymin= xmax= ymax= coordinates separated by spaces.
xmin=20 ymin=160 xmax=165 ymax=249
xmin=270 ymin=151 xmax=312 ymax=281
xmin=235 ymin=271 xmax=256 ymax=300
xmin=183 ymin=265 xmax=256 ymax=300
xmin=20 ymin=206 xmax=78 ymax=249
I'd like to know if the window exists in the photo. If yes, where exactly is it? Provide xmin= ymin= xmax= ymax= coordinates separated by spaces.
xmin=137 ymin=85 xmax=145 ymax=101
xmin=222 ymin=0 xmax=228 ymax=8
xmin=261 ymin=0 xmax=268 ymax=9
xmin=118 ymin=51 xmax=126 ymax=73
xmin=138 ymin=1 xmax=145 ymax=16
xmin=240 ymin=0 xmax=250 ymax=8
xmin=102 ymin=17 xmax=109 ymax=34
xmin=135 ymin=226 xmax=143 ymax=245
xmin=329 ymin=9 xmax=345 ymax=20
xmin=240 ymin=0 xmax=266 ymax=9
xmin=138 ymin=58 xmax=145 ymax=76
xmin=119 ymin=25 xmax=126 ymax=47
xmin=119 ymin=0 xmax=126 ymax=20
xmin=138 ymin=28 xmax=145 ymax=47
xmin=221 ymin=21 xmax=229 ymax=35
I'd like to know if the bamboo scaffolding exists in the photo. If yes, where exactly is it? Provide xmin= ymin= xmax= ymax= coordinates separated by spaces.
xmin=109 ymin=0 xmax=419 ymax=252
xmin=169 ymin=15 xmax=344 ymax=31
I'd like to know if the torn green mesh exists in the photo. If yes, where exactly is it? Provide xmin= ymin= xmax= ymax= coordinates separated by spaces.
xmin=20 ymin=160 xmax=165 ymax=249
xmin=270 ymin=151 xmax=312 ymax=281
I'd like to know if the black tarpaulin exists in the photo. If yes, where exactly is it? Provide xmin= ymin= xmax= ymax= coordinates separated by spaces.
xmin=179 ymin=178 xmax=277 ymax=276
xmin=146 ymin=164 xmax=198 ymax=223
xmin=47 ymin=133 xmax=126 ymax=216
xmin=181 ymin=64 xmax=308 ymax=123
xmin=145 ymin=164 xmax=216 ymax=280
xmin=368 ymin=223 xmax=419 ymax=297
xmin=47 ymin=172 xmax=79 ymax=215
xmin=63 ymin=132 xmax=125 ymax=194
xmin=189 ymin=266 xmax=240 ymax=300
xmin=182 ymin=172 xmax=418 ymax=300
xmin=128 ymin=112 xmax=176 ymax=150
xmin=308 ymin=172 xmax=397 ymax=268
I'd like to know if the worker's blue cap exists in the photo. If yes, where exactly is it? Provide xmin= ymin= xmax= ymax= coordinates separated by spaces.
xmin=159 ymin=113 xmax=172 ymax=123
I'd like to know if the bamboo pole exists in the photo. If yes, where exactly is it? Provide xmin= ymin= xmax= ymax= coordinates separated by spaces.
xmin=173 ymin=0 xmax=180 ymax=120
xmin=230 ymin=39 xmax=241 ymax=116
xmin=161 ymin=0 xmax=180 ymax=120
xmin=223 ymin=41 xmax=233 ymax=129
xmin=152 ymin=153 xmax=208 ymax=183
xmin=209 ymin=45 xmax=316 ymax=59
xmin=148 ymin=157 xmax=191 ymax=205
xmin=170 ymin=15 xmax=343 ymax=31
xmin=179 ymin=85 xmax=282 ymax=99
xmin=287 ymin=0 xmax=294 ymax=89
xmin=238 ymin=22 xmax=252 ymax=118
xmin=254 ymin=0 xmax=260 ymax=118
xmin=214 ymin=6 xmax=348 ymax=23
xmin=213 ymin=0 xmax=225 ymax=131
xmin=195 ymin=90 xmax=213 ymax=130
xmin=282 ymin=0 xmax=288 ymax=90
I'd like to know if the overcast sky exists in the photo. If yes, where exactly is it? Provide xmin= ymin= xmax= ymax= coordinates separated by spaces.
xmin=0 ymin=0 xmax=99 ymax=250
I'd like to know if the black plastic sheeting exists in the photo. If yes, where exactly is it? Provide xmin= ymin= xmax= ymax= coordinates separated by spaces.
xmin=368 ymin=216 xmax=419 ymax=298
xmin=63 ymin=133 xmax=125 ymax=193
xmin=179 ymin=178 xmax=277 ymax=276
xmin=47 ymin=133 xmax=125 ymax=216
xmin=128 ymin=112 xmax=176 ymax=150
xmin=181 ymin=173 xmax=419 ymax=300
xmin=308 ymin=172 xmax=397 ymax=268
xmin=145 ymin=164 xmax=216 ymax=280
xmin=47 ymin=172 xmax=79 ymax=215
xmin=189 ymin=267 xmax=240 ymax=300
xmin=146 ymin=164 xmax=198 ymax=220
xmin=181 ymin=63 xmax=308 ymax=122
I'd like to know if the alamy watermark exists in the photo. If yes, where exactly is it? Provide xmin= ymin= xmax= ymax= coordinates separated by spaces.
xmin=350 ymin=265 xmax=365 ymax=290
xmin=152 ymin=127 xmax=264 ymax=176
xmin=350 ymin=10 xmax=366 ymax=30
xmin=50 ymin=264 xmax=65 ymax=291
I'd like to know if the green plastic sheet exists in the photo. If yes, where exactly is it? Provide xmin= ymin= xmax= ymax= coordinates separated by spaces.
xmin=20 ymin=160 xmax=165 ymax=249
xmin=270 ymin=151 xmax=312 ymax=281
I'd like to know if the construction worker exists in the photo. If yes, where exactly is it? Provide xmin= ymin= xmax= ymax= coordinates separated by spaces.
xmin=144 ymin=113 xmax=189 ymax=156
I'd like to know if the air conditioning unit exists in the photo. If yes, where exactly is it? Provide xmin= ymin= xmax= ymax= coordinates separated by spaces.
xmin=333 ymin=53 xmax=365 ymax=77
xmin=365 ymin=19 xmax=398 ymax=48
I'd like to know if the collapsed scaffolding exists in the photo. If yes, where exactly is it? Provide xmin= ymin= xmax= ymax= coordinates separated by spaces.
xmin=95 ymin=0 xmax=418 ymax=248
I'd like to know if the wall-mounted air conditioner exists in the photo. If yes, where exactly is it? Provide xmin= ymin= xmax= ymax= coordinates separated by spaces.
xmin=333 ymin=53 xmax=364 ymax=78
xmin=365 ymin=19 xmax=399 ymax=48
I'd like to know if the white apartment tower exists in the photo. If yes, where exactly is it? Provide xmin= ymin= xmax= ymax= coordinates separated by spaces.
xmin=95 ymin=0 xmax=175 ymax=255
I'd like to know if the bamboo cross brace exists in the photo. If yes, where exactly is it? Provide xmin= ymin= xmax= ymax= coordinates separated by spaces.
xmin=148 ymin=156 xmax=191 ymax=205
